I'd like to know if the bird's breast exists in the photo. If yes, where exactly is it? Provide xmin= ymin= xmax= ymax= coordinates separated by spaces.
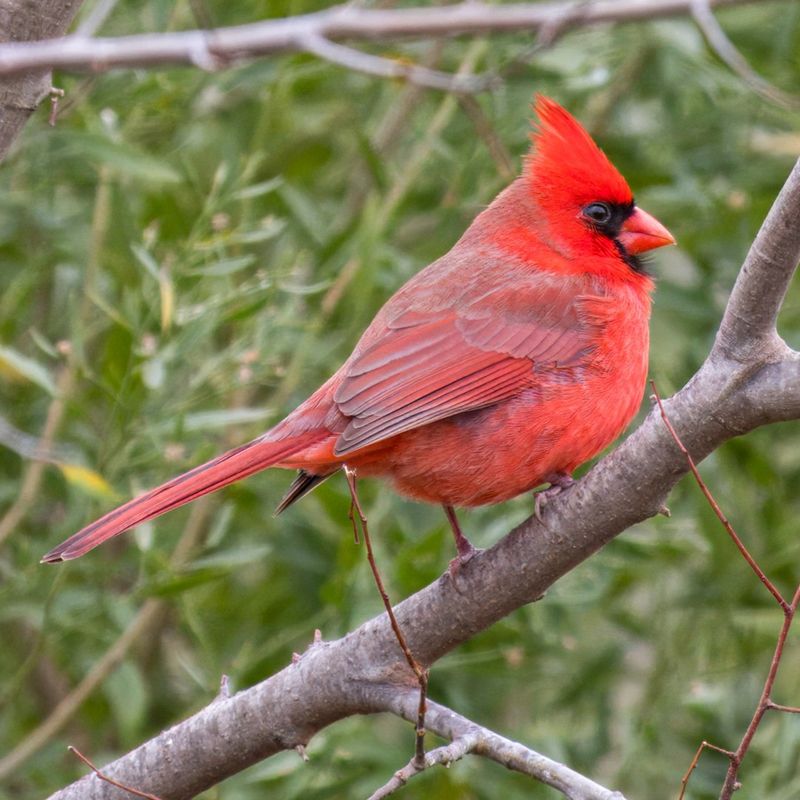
xmin=347 ymin=286 xmax=651 ymax=507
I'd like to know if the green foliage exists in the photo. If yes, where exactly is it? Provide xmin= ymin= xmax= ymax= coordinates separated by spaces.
xmin=1 ymin=1 xmax=800 ymax=798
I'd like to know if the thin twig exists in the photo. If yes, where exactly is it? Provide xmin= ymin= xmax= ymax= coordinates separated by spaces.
xmin=344 ymin=467 xmax=429 ymax=767
xmin=368 ymin=732 xmax=481 ymax=800
xmin=0 ymin=366 xmax=75 ymax=549
xmin=458 ymin=94 xmax=516 ymax=180
xmin=652 ymin=383 xmax=800 ymax=800
xmin=384 ymin=693 xmax=630 ymax=799
xmin=650 ymin=381 xmax=788 ymax=611
xmin=48 ymin=87 xmax=65 ymax=126
xmin=678 ymin=741 xmax=735 ymax=800
xmin=299 ymin=32 xmax=489 ymax=93
xmin=691 ymin=0 xmax=800 ymax=110
xmin=0 ymin=413 xmax=76 ymax=464
xmin=766 ymin=702 xmax=800 ymax=714
xmin=0 ymin=0 xmax=762 ymax=77
xmin=718 ymin=583 xmax=800 ymax=800
xmin=68 ymin=747 xmax=163 ymax=800
xmin=75 ymin=0 xmax=123 ymax=37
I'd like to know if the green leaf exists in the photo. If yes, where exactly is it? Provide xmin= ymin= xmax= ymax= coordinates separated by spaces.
xmin=0 ymin=345 xmax=56 ymax=395
xmin=56 ymin=131 xmax=182 ymax=184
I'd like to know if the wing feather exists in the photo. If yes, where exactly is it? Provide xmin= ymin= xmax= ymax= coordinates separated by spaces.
xmin=332 ymin=273 xmax=597 ymax=456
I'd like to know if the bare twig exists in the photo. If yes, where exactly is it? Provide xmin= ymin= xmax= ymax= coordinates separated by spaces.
xmin=75 ymin=0 xmax=123 ymax=37
xmin=766 ymin=702 xmax=800 ymax=714
xmin=650 ymin=381 xmax=788 ymax=611
xmin=718 ymin=584 xmax=800 ymax=800
xmin=368 ymin=731 xmax=481 ymax=800
xmin=691 ymin=0 xmax=800 ymax=110
xmin=0 ymin=367 xmax=75 ymax=549
xmin=68 ymin=747 xmax=163 ymax=800
xmin=344 ymin=467 xmax=429 ymax=766
xmin=299 ymin=32 xmax=489 ymax=92
xmin=678 ymin=741 xmax=735 ymax=800
xmin=0 ymin=0 xmax=762 ymax=78
xmin=380 ymin=693 xmax=630 ymax=800
xmin=458 ymin=94 xmax=516 ymax=180
xmin=48 ymin=86 xmax=65 ymax=125
xmin=0 ymin=413 xmax=76 ymax=464
xmin=652 ymin=383 xmax=800 ymax=800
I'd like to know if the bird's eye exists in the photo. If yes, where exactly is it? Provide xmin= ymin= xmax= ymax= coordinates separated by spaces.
xmin=583 ymin=202 xmax=612 ymax=225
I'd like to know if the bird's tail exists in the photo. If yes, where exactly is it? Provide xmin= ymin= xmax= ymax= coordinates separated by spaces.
xmin=41 ymin=433 xmax=321 ymax=563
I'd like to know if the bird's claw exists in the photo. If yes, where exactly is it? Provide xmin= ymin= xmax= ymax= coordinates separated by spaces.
xmin=447 ymin=544 xmax=482 ymax=578
xmin=533 ymin=473 xmax=576 ymax=521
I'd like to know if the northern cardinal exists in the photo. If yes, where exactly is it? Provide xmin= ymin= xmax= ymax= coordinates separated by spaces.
xmin=43 ymin=96 xmax=674 ymax=564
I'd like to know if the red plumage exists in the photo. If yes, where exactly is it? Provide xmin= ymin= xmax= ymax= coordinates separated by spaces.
xmin=43 ymin=96 xmax=674 ymax=564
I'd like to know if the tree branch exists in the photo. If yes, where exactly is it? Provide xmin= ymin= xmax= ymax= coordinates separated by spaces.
xmin=713 ymin=157 xmax=800 ymax=360
xmin=375 ymin=692 xmax=628 ymax=800
xmin=0 ymin=0 xmax=84 ymax=161
xmin=0 ymin=0 xmax=763 ymax=79
xmin=691 ymin=0 xmax=800 ymax=110
xmin=45 ymin=158 xmax=800 ymax=799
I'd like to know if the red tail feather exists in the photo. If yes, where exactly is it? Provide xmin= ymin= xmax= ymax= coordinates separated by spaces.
xmin=42 ymin=434 xmax=319 ymax=562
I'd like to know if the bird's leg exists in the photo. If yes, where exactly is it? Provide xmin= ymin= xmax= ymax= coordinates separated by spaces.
xmin=443 ymin=505 xmax=479 ymax=572
xmin=534 ymin=471 xmax=576 ymax=520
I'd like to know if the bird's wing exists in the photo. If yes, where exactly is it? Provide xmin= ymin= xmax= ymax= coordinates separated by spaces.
xmin=332 ymin=281 xmax=596 ymax=456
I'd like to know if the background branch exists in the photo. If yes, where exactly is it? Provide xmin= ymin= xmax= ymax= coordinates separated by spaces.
xmin=0 ymin=0 xmax=762 ymax=78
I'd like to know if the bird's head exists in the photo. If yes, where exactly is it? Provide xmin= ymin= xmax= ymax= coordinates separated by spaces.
xmin=525 ymin=95 xmax=674 ymax=275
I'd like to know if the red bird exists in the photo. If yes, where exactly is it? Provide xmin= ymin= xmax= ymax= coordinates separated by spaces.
xmin=43 ymin=96 xmax=674 ymax=565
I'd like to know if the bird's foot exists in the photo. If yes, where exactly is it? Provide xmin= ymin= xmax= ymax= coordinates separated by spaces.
xmin=443 ymin=505 xmax=482 ymax=577
xmin=534 ymin=472 xmax=576 ymax=521
xmin=447 ymin=545 xmax=482 ymax=579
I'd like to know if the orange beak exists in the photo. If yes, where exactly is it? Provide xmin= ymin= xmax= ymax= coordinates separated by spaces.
xmin=618 ymin=207 xmax=675 ymax=254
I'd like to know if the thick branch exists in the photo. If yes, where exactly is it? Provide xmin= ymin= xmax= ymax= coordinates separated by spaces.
xmin=0 ymin=0 xmax=84 ymax=161
xmin=46 ymin=158 xmax=800 ymax=800
xmin=0 ymin=0 xmax=760 ymax=78
xmin=714 ymin=157 xmax=800 ymax=360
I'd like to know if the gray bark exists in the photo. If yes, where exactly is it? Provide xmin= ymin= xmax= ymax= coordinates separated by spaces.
xmin=0 ymin=0 xmax=83 ymax=162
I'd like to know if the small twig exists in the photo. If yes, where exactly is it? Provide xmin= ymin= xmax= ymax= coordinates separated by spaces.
xmin=75 ymin=0 xmax=123 ymax=37
xmin=0 ymin=364 xmax=76 ymax=550
xmin=0 ymin=413 xmax=76 ymax=463
xmin=384 ymin=693 xmax=629 ymax=799
xmin=677 ymin=741 xmax=735 ymax=800
xmin=347 ymin=489 xmax=361 ymax=545
xmin=216 ymin=674 xmax=231 ymax=700
xmin=344 ymin=467 xmax=429 ymax=767
xmin=766 ymin=701 xmax=800 ymax=714
xmin=718 ymin=583 xmax=800 ymax=800
xmin=691 ymin=0 xmax=800 ymax=110
xmin=68 ymin=747 xmax=163 ymax=800
xmin=295 ymin=744 xmax=310 ymax=762
xmin=368 ymin=732 xmax=481 ymax=800
xmin=650 ymin=381 xmax=789 ymax=611
xmin=457 ymin=94 xmax=516 ymax=180
xmin=48 ymin=87 xmax=65 ymax=126
xmin=297 ymin=32 xmax=489 ymax=93
xmin=652 ymin=382 xmax=800 ymax=800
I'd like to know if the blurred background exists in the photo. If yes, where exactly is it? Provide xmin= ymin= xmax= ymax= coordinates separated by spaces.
xmin=1 ymin=1 xmax=799 ymax=797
